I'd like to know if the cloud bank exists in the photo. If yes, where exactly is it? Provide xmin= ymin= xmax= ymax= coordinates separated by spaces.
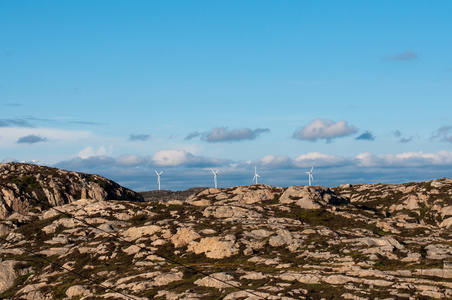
xmin=293 ymin=119 xmax=357 ymax=142
xmin=51 ymin=150 xmax=452 ymax=191
xmin=151 ymin=149 xmax=227 ymax=167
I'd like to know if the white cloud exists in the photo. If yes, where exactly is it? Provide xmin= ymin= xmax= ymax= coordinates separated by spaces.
xmin=254 ymin=151 xmax=452 ymax=170
xmin=292 ymin=119 xmax=357 ymax=142
xmin=152 ymin=149 xmax=192 ymax=166
xmin=294 ymin=152 xmax=348 ymax=167
xmin=151 ymin=149 xmax=227 ymax=167
xmin=354 ymin=153 xmax=383 ymax=167
xmin=354 ymin=151 xmax=452 ymax=168
xmin=116 ymin=154 xmax=148 ymax=167
xmin=257 ymin=155 xmax=293 ymax=168
xmin=77 ymin=146 xmax=112 ymax=159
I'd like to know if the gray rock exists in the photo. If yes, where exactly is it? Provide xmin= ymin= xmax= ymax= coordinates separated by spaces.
xmin=0 ymin=260 xmax=17 ymax=293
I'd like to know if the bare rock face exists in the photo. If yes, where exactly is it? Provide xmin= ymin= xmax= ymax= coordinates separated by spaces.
xmin=194 ymin=272 xmax=240 ymax=288
xmin=65 ymin=285 xmax=90 ymax=298
xmin=0 ymin=162 xmax=143 ymax=219
xmin=171 ymin=227 xmax=201 ymax=248
xmin=280 ymin=185 xmax=349 ymax=208
xmin=188 ymin=236 xmax=240 ymax=259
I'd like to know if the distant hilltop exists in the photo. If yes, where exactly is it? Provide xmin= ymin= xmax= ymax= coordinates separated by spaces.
xmin=0 ymin=162 xmax=144 ymax=219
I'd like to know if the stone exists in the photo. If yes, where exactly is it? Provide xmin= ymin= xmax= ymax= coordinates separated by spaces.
xmin=171 ymin=227 xmax=201 ymax=248
xmin=66 ymin=285 xmax=90 ymax=298
xmin=121 ymin=225 xmax=161 ymax=241
xmin=188 ymin=237 xmax=239 ymax=259
xmin=0 ymin=222 xmax=15 ymax=236
xmin=195 ymin=272 xmax=239 ymax=289
xmin=440 ymin=217 xmax=452 ymax=228
xmin=269 ymin=230 xmax=293 ymax=247
xmin=324 ymin=275 xmax=359 ymax=285
xmin=0 ymin=260 xmax=17 ymax=293
xmin=203 ymin=205 xmax=262 ymax=219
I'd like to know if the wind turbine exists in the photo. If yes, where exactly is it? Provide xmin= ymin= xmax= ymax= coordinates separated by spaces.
xmin=212 ymin=170 xmax=219 ymax=188
xmin=155 ymin=170 xmax=163 ymax=190
xmin=306 ymin=166 xmax=314 ymax=186
xmin=252 ymin=166 xmax=260 ymax=184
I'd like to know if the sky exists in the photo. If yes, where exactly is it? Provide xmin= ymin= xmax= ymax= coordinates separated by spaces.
xmin=1 ymin=1 xmax=452 ymax=191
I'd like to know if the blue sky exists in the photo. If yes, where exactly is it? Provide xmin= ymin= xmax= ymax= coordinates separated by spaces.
xmin=1 ymin=1 xmax=452 ymax=191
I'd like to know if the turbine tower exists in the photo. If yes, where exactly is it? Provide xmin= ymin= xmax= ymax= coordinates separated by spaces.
xmin=155 ymin=170 xmax=163 ymax=190
xmin=212 ymin=170 xmax=219 ymax=188
xmin=306 ymin=166 xmax=314 ymax=186
xmin=252 ymin=166 xmax=260 ymax=184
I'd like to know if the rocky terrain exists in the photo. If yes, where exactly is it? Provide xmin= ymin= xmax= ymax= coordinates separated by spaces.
xmin=1 ymin=163 xmax=452 ymax=299
xmin=0 ymin=162 xmax=144 ymax=220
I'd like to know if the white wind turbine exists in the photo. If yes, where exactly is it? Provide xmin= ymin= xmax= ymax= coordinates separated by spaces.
xmin=212 ymin=170 xmax=219 ymax=188
xmin=155 ymin=170 xmax=163 ymax=190
xmin=306 ymin=166 xmax=314 ymax=186
xmin=252 ymin=166 xmax=260 ymax=184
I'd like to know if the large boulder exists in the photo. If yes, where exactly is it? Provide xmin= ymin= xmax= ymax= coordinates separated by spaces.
xmin=188 ymin=237 xmax=239 ymax=259
xmin=171 ymin=227 xmax=201 ymax=248
xmin=279 ymin=185 xmax=348 ymax=208
xmin=203 ymin=205 xmax=262 ymax=219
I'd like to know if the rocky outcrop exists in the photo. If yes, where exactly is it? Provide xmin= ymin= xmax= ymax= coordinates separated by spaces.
xmin=0 ymin=162 xmax=143 ymax=219
xmin=0 ymin=261 xmax=17 ymax=293
xmin=1 ymin=179 xmax=452 ymax=299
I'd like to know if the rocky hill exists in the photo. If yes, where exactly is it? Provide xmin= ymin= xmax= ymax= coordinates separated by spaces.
xmin=0 ymin=162 xmax=144 ymax=220
xmin=1 ymin=167 xmax=452 ymax=299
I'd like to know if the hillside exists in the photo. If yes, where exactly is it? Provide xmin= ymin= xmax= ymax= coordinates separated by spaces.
xmin=0 ymin=162 xmax=144 ymax=220
xmin=1 ymin=165 xmax=452 ymax=299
